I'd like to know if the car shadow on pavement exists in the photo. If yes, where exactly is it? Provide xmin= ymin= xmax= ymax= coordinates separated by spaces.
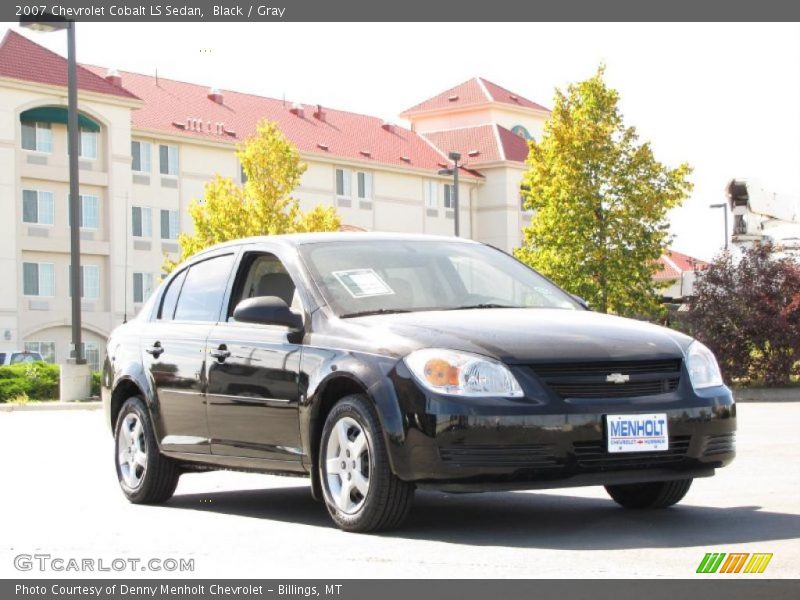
xmin=166 ymin=484 xmax=800 ymax=550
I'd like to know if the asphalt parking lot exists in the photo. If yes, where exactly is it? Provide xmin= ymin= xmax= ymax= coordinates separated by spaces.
xmin=1 ymin=402 xmax=798 ymax=578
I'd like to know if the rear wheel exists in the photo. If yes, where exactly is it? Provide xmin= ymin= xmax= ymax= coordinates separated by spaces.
xmin=605 ymin=478 xmax=693 ymax=509
xmin=319 ymin=394 xmax=414 ymax=532
xmin=114 ymin=396 xmax=180 ymax=504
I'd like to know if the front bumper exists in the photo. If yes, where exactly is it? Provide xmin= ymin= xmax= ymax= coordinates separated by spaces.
xmin=384 ymin=365 xmax=736 ymax=491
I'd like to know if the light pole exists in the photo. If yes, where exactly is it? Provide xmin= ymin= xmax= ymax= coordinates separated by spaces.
xmin=438 ymin=151 xmax=462 ymax=237
xmin=20 ymin=15 xmax=84 ymax=366
xmin=709 ymin=203 xmax=729 ymax=250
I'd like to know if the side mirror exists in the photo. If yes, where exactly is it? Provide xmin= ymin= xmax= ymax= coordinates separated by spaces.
xmin=233 ymin=296 xmax=303 ymax=330
xmin=571 ymin=294 xmax=590 ymax=310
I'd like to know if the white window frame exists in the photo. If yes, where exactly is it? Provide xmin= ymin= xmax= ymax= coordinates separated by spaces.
xmin=68 ymin=264 xmax=100 ymax=300
xmin=69 ymin=194 xmax=99 ymax=230
xmin=356 ymin=171 xmax=373 ymax=200
xmin=131 ymin=140 xmax=152 ymax=173
xmin=24 ymin=341 xmax=56 ymax=363
xmin=22 ymin=262 xmax=55 ymax=297
xmin=21 ymin=121 xmax=53 ymax=153
xmin=79 ymin=128 xmax=98 ymax=160
xmin=424 ymin=180 xmax=438 ymax=210
xmin=71 ymin=342 xmax=100 ymax=372
xmin=443 ymin=184 xmax=455 ymax=210
xmin=22 ymin=190 xmax=55 ymax=226
xmin=131 ymin=206 xmax=153 ymax=238
xmin=159 ymin=144 xmax=179 ymax=176
xmin=133 ymin=272 xmax=155 ymax=304
xmin=160 ymin=209 xmax=180 ymax=240
xmin=336 ymin=168 xmax=352 ymax=198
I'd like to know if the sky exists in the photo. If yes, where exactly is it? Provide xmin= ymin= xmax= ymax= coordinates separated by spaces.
xmin=3 ymin=22 xmax=799 ymax=261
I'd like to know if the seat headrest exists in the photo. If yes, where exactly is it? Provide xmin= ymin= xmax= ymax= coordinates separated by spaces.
xmin=256 ymin=272 xmax=295 ymax=306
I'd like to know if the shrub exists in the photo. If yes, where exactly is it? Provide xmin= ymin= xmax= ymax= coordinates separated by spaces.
xmin=0 ymin=362 xmax=60 ymax=402
xmin=91 ymin=371 xmax=101 ymax=397
xmin=686 ymin=243 xmax=800 ymax=386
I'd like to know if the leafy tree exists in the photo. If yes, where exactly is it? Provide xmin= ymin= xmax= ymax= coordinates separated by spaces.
xmin=165 ymin=120 xmax=340 ymax=271
xmin=514 ymin=66 xmax=693 ymax=317
xmin=687 ymin=243 xmax=800 ymax=386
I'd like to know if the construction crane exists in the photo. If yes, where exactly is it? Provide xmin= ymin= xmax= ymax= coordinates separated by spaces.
xmin=726 ymin=179 xmax=800 ymax=256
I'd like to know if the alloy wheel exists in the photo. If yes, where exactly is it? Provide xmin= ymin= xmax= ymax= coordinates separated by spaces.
xmin=324 ymin=416 xmax=370 ymax=514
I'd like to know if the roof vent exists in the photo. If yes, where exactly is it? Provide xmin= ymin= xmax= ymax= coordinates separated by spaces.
xmin=467 ymin=149 xmax=480 ymax=157
xmin=208 ymin=87 xmax=223 ymax=104
xmin=381 ymin=122 xmax=395 ymax=132
xmin=359 ymin=150 xmax=372 ymax=158
xmin=105 ymin=68 xmax=122 ymax=87
xmin=317 ymin=143 xmax=329 ymax=151
xmin=509 ymin=94 xmax=519 ymax=102
xmin=289 ymin=102 xmax=304 ymax=117
xmin=172 ymin=120 xmax=187 ymax=129
xmin=448 ymin=95 xmax=459 ymax=102
xmin=313 ymin=104 xmax=326 ymax=121
xmin=400 ymin=155 xmax=411 ymax=162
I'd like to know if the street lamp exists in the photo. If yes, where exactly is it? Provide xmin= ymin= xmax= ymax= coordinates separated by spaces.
xmin=438 ymin=151 xmax=462 ymax=237
xmin=21 ymin=14 xmax=85 ymax=365
xmin=709 ymin=203 xmax=729 ymax=251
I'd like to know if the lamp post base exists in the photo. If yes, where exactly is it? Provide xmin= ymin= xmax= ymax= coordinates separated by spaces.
xmin=59 ymin=359 xmax=91 ymax=402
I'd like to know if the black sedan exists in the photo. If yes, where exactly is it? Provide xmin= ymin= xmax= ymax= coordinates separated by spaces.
xmin=102 ymin=233 xmax=735 ymax=532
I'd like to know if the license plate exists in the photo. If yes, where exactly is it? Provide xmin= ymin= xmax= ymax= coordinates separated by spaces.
xmin=606 ymin=413 xmax=668 ymax=453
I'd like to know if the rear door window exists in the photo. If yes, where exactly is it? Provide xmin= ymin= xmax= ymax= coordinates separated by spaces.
xmin=158 ymin=269 xmax=187 ymax=321
xmin=173 ymin=254 xmax=235 ymax=323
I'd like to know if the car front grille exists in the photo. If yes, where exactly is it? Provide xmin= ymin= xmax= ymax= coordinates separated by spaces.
xmin=438 ymin=444 xmax=559 ymax=469
xmin=530 ymin=359 xmax=682 ymax=399
xmin=573 ymin=435 xmax=691 ymax=471
xmin=702 ymin=433 xmax=736 ymax=457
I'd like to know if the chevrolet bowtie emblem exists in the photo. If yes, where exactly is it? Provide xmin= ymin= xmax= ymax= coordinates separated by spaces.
xmin=606 ymin=373 xmax=630 ymax=384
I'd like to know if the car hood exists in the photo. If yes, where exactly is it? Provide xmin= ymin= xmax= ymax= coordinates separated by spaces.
xmin=337 ymin=308 xmax=692 ymax=363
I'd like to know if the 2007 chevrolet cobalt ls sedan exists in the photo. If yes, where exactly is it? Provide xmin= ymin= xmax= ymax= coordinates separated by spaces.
xmin=103 ymin=233 xmax=735 ymax=532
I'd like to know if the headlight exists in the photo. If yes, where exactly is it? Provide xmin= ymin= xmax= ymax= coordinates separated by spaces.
xmin=404 ymin=348 xmax=523 ymax=397
xmin=686 ymin=341 xmax=724 ymax=389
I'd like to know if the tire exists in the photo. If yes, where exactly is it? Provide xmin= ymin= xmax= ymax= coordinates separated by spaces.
xmin=605 ymin=478 xmax=693 ymax=509
xmin=114 ymin=396 xmax=180 ymax=504
xmin=319 ymin=394 xmax=414 ymax=532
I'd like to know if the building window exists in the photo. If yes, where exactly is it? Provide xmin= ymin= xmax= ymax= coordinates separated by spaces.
xmin=443 ymin=184 xmax=456 ymax=209
xmin=22 ymin=190 xmax=54 ymax=225
xmin=69 ymin=265 xmax=100 ymax=300
xmin=22 ymin=262 xmax=55 ymax=297
xmin=160 ymin=209 xmax=179 ymax=240
xmin=159 ymin=144 xmax=179 ymax=176
xmin=68 ymin=195 xmax=99 ymax=229
xmin=356 ymin=171 xmax=373 ymax=199
xmin=131 ymin=140 xmax=151 ymax=172
xmin=79 ymin=128 xmax=97 ymax=159
xmin=133 ymin=272 xmax=155 ymax=304
xmin=335 ymin=168 xmax=352 ymax=197
xmin=71 ymin=342 xmax=100 ymax=371
xmin=131 ymin=206 xmax=152 ymax=237
xmin=520 ymin=184 xmax=531 ymax=211
xmin=21 ymin=121 xmax=53 ymax=153
xmin=24 ymin=341 xmax=56 ymax=363
xmin=240 ymin=163 xmax=248 ymax=184
xmin=424 ymin=180 xmax=438 ymax=209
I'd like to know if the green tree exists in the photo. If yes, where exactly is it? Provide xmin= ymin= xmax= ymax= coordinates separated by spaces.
xmin=514 ymin=66 xmax=693 ymax=317
xmin=165 ymin=120 xmax=340 ymax=272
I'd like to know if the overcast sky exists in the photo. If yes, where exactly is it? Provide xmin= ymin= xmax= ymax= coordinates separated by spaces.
xmin=4 ymin=22 xmax=799 ymax=260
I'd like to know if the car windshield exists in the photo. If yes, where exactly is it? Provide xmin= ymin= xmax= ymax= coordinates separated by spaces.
xmin=298 ymin=240 xmax=579 ymax=317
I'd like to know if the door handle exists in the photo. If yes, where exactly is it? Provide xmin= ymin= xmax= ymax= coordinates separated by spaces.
xmin=210 ymin=345 xmax=231 ymax=362
xmin=145 ymin=342 xmax=164 ymax=358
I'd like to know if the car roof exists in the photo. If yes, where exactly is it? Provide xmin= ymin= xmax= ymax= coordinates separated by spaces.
xmin=192 ymin=232 xmax=480 ymax=258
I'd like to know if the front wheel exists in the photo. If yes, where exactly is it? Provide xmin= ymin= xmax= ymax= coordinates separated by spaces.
xmin=319 ymin=394 xmax=414 ymax=532
xmin=114 ymin=396 xmax=180 ymax=504
xmin=605 ymin=478 xmax=693 ymax=509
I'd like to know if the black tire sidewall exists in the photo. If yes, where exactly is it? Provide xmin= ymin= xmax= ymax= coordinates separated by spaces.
xmin=113 ymin=396 xmax=167 ymax=503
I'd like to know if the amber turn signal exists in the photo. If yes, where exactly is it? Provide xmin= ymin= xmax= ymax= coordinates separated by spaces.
xmin=423 ymin=358 xmax=459 ymax=387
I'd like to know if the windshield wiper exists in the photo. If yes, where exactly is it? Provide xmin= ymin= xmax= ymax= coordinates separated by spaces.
xmin=339 ymin=308 xmax=414 ymax=319
xmin=445 ymin=303 xmax=518 ymax=310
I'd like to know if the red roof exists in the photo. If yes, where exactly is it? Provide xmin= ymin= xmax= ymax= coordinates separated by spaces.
xmin=422 ymin=124 xmax=530 ymax=165
xmin=654 ymin=250 xmax=709 ymax=280
xmin=402 ymin=77 xmax=549 ymax=116
xmin=0 ymin=30 xmax=138 ymax=100
xmin=80 ymin=65 xmax=465 ymax=173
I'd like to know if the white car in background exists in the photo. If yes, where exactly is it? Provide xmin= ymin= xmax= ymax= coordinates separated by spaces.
xmin=0 ymin=350 xmax=44 ymax=366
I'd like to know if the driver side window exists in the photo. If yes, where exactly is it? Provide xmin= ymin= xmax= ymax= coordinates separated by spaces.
xmin=228 ymin=253 xmax=300 ymax=320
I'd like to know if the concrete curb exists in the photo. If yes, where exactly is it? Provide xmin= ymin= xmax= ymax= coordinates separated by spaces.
xmin=733 ymin=388 xmax=800 ymax=403
xmin=0 ymin=400 xmax=101 ymax=412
